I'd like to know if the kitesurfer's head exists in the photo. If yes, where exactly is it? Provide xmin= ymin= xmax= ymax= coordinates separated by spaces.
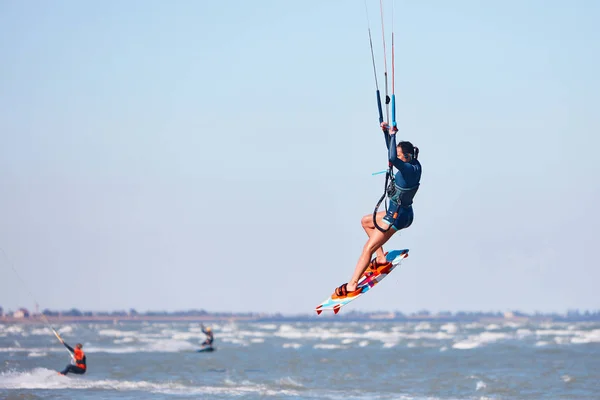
xmin=397 ymin=141 xmax=417 ymax=161
xmin=206 ymin=327 xmax=212 ymax=332
xmin=76 ymin=343 xmax=83 ymax=349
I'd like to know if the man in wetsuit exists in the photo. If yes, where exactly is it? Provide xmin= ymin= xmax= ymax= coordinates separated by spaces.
xmin=58 ymin=340 xmax=86 ymax=376
xmin=201 ymin=324 xmax=214 ymax=347
xmin=333 ymin=122 xmax=422 ymax=297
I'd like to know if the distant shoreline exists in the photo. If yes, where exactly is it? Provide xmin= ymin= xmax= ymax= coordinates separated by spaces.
xmin=2 ymin=313 xmax=598 ymax=324
xmin=0 ymin=315 xmax=258 ymax=324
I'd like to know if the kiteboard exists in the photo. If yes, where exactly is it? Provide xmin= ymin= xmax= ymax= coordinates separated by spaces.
xmin=315 ymin=249 xmax=409 ymax=315
xmin=197 ymin=346 xmax=215 ymax=353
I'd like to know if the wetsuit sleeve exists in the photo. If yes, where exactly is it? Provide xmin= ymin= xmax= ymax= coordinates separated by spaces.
xmin=63 ymin=342 xmax=74 ymax=353
xmin=388 ymin=134 xmax=415 ymax=174
xmin=383 ymin=127 xmax=391 ymax=150
xmin=388 ymin=133 xmax=398 ymax=161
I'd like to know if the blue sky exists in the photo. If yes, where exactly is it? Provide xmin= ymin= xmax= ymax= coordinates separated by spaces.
xmin=1 ymin=0 xmax=598 ymax=314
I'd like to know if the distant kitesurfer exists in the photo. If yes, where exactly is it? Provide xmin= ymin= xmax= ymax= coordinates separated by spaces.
xmin=201 ymin=324 xmax=214 ymax=347
xmin=58 ymin=340 xmax=86 ymax=376
xmin=334 ymin=122 xmax=421 ymax=297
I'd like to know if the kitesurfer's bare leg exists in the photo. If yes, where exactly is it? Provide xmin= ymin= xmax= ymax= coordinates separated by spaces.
xmin=360 ymin=211 xmax=390 ymax=264
xmin=346 ymin=223 xmax=396 ymax=292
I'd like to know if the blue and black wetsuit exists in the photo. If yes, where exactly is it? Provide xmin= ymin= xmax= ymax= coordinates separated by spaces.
xmin=381 ymin=131 xmax=422 ymax=231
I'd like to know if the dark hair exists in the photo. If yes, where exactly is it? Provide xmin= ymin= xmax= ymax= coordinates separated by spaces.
xmin=398 ymin=141 xmax=419 ymax=160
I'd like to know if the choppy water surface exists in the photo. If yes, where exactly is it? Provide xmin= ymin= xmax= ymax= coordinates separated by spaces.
xmin=1 ymin=320 xmax=599 ymax=399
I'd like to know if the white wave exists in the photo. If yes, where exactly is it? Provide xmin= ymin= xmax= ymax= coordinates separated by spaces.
xmin=253 ymin=324 xmax=278 ymax=330
xmin=57 ymin=326 xmax=73 ymax=335
xmin=147 ymin=339 xmax=195 ymax=352
xmin=282 ymin=343 xmax=301 ymax=349
xmin=485 ymin=324 xmax=501 ymax=331
xmin=220 ymin=338 xmax=249 ymax=346
xmin=570 ymin=329 xmax=600 ymax=344
xmin=276 ymin=376 xmax=304 ymax=388
xmin=234 ymin=330 xmax=270 ymax=338
xmin=453 ymin=331 xmax=509 ymax=350
xmin=341 ymin=339 xmax=355 ymax=345
xmin=27 ymin=351 xmax=48 ymax=357
xmin=98 ymin=329 xmax=138 ymax=338
xmin=535 ymin=341 xmax=549 ymax=346
xmin=170 ymin=332 xmax=205 ymax=341
xmin=440 ymin=323 xmax=458 ymax=334
xmin=85 ymin=338 xmax=196 ymax=354
xmin=3 ymin=326 xmax=24 ymax=334
xmin=0 ymin=347 xmax=63 ymax=353
xmin=275 ymin=325 xmax=364 ymax=342
xmin=562 ymin=375 xmax=575 ymax=383
xmin=504 ymin=322 xmax=523 ymax=329
xmin=0 ymin=368 xmax=302 ymax=396
xmin=4 ymin=325 xmax=27 ymax=336
xmin=554 ymin=337 xmax=570 ymax=345
xmin=516 ymin=329 xmax=533 ymax=338
xmin=250 ymin=338 xmax=264 ymax=343
xmin=476 ymin=381 xmax=487 ymax=391
xmin=535 ymin=329 xmax=574 ymax=337
xmin=453 ymin=341 xmax=480 ymax=350
xmin=479 ymin=332 xmax=509 ymax=342
xmin=314 ymin=344 xmax=345 ymax=350
xmin=30 ymin=328 xmax=53 ymax=336
xmin=83 ymin=346 xmax=142 ymax=354
xmin=114 ymin=337 xmax=136 ymax=344
xmin=414 ymin=322 xmax=432 ymax=331
xmin=274 ymin=324 xmax=304 ymax=339
xmin=358 ymin=340 xmax=369 ymax=347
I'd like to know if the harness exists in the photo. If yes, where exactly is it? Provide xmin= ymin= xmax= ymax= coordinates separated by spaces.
xmin=373 ymin=148 xmax=420 ymax=233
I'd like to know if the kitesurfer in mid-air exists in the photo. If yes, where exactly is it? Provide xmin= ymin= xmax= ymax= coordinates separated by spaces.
xmin=58 ymin=340 xmax=86 ymax=376
xmin=334 ymin=122 xmax=422 ymax=297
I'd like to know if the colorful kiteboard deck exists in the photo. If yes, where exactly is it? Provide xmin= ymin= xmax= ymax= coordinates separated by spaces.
xmin=315 ymin=249 xmax=409 ymax=315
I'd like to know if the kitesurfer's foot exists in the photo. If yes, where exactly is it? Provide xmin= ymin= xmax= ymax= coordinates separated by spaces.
xmin=345 ymin=278 xmax=360 ymax=292
xmin=364 ymin=256 xmax=389 ymax=276
xmin=333 ymin=283 xmax=348 ymax=298
xmin=333 ymin=283 xmax=358 ymax=298
xmin=375 ymin=256 xmax=388 ymax=265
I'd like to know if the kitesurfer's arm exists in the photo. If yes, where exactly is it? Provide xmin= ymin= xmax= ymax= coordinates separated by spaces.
xmin=387 ymin=129 xmax=415 ymax=173
xmin=381 ymin=121 xmax=399 ymax=151
xmin=382 ymin=124 xmax=391 ymax=149
xmin=388 ymin=129 xmax=398 ymax=161
xmin=62 ymin=341 xmax=75 ymax=353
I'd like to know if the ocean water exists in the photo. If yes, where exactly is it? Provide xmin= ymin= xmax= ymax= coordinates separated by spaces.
xmin=1 ymin=320 xmax=599 ymax=399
